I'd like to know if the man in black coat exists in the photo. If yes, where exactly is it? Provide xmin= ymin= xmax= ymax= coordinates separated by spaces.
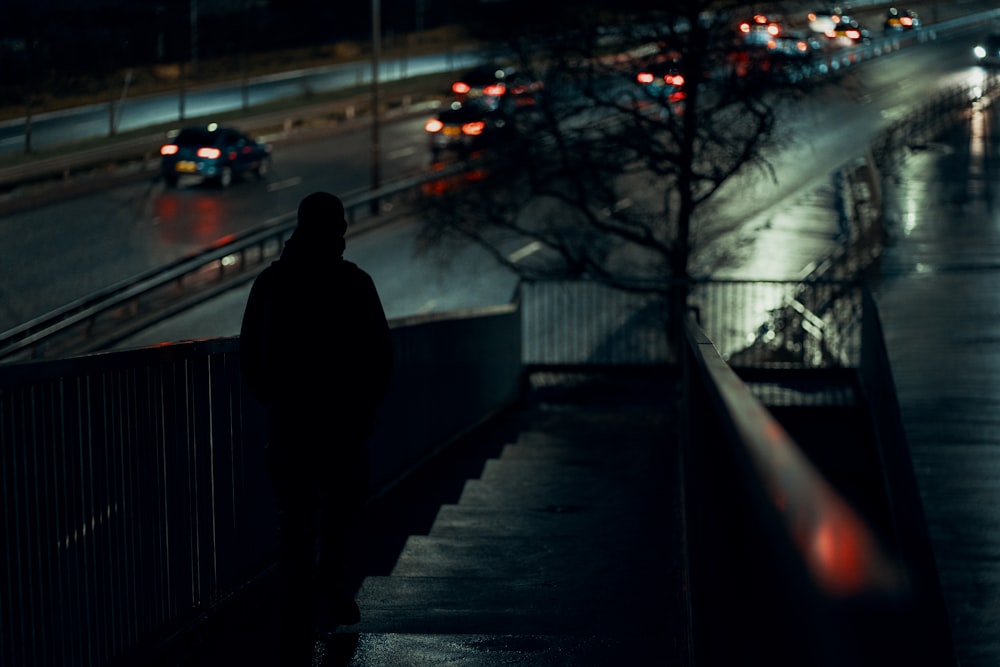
xmin=240 ymin=191 xmax=393 ymax=663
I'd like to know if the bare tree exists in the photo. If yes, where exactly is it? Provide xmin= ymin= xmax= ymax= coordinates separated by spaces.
xmin=415 ymin=0 xmax=815 ymax=348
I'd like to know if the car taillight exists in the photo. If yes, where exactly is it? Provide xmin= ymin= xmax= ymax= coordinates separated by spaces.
xmin=796 ymin=41 xmax=808 ymax=53
xmin=452 ymin=82 xmax=470 ymax=95
xmin=425 ymin=118 xmax=444 ymax=133
xmin=739 ymin=22 xmax=751 ymax=34
xmin=845 ymin=29 xmax=860 ymax=39
xmin=197 ymin=147 xmax=222 ymax=159
xmin=901 ymin=17 xmax=912 ymax=26
xmin=637 ymin=72 xmax=654 ymax=84
xmin=668 ymin=91 xmax=686 ymax=103
xmin=665 ymin=74 xmax=684 ymax=86
xmin=767 ymin=23 xmax=780 ymax=37
xmin=160 ymin=145 xmax=178 ymax=156
xmin=462 ymin=121 xmax=485 ymax=136
xmin=483 ymin=83 xmax=506 ymax=97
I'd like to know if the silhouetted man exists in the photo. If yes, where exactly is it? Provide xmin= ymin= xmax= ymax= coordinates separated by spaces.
xmin=240 ymin=191 xmax=393 ymax=664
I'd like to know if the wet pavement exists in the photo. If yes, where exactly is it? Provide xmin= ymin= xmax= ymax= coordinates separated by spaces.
xmin=870 ymin=102 xmax=1000 ymax=667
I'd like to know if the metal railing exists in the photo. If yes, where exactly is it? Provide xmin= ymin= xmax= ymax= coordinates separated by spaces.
xmin=683 ymin=311 xmax=956 ymax=666
xmin=0 ymin=161 xmax=471 ymax=365
xmin=0 ymin=300 xmax=522 ymax=667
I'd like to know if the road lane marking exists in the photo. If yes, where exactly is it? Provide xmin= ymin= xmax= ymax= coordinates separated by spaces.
xmin=508 ymin=241 xmax=543 ymax=263
xmin=267 ymin=177 xmax=302 ymax=192
xmin=388 ymin=146 xmax=417 ymax=160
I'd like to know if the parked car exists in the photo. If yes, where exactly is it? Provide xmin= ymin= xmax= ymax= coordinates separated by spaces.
xmin=974 ymin=33 xmax=1000 ymax=66
xmin=883 ymin=7 xmax=921 ymax=33
xmin=159 ymin=124 xmax=271 ymax=188
xmin=424 ymin=97 xmax=515 ymax=161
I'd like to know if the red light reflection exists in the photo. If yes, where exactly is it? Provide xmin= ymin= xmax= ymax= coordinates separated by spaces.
xmin=154 ymin=193 xmax=226 ymax=246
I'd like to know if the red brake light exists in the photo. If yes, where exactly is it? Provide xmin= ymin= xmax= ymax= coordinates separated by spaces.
xmin=767 ymin=23 xmax=780 ymax=37
xmin=665 ymin=74 xmax=684 ymax=86
xmin=901 ymin=17 xmax=912 ymax=26
xmin=740 ymin=23 xmax=750 ymax=33
xmin=462 ymin=121 xmax=486 ymax=137
xmin=637 ymin=72 xmax=654 ymax=84
xmin=846 ymin=29 xmax=860 ymax=39
xmin=483 ymin=83 xmax=506 ymax=97
xmin=452 ymin=82 xmax=470 ymax=95
xmin=197 ymin=147 xmax=222 ymax=159
xmin=425 ymin=118 xmax=444 ymax=133
xmin=668 ymin=91 xmax=686 ymax=103
xmin=160 ymin=144 xmax=178 ymax=156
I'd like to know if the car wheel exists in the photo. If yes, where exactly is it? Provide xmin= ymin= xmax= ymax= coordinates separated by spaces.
xmin=163 ymin=173 xmax=179 ymax=187
xmin=218 ymin=165 xmax=233 ymax=189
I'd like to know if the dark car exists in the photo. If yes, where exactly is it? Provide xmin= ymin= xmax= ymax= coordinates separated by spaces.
xmin=635 ymin=55 xmax=686 ymax=106
xmin=424 ymin=97 xmax=515 ymax=161
xmin=883 ymin=7 xmax=921 ymax=33
xmin=159 ymin=124 xmax=271 ymax=188
xmin=823 ymin=14 xmax=871 ymax=46
xmin=450 ymin=64 xmax=543 ymax=108
xmin=974 ymin=33 xmax=1000 ymax=66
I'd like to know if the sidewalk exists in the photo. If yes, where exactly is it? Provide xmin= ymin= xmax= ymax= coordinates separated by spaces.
xmin=869 ymin=109 xmax=1000 ymax=667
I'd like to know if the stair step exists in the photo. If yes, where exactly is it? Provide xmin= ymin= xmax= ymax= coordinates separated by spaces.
xmin=455 ymin=475 xmax=649 ymax=510
xmin=319 ymin=631 xmax=663 ymax=665
xmin=352 ymin=575 xmax=668 ymax=639
xmin=389 ymin=534 xmax=636 ymax=580
xmin=498 ymin=440 xmax=646 ymax=464
xmin=479 ymin=455 xmax=646 ymax=483
xmin=426 ymin=503 xmax=629 ymax=538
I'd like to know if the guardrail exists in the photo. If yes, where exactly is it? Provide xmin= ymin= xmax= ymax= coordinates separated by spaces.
xmin=0 ymin=161 xmax=470 ymax=364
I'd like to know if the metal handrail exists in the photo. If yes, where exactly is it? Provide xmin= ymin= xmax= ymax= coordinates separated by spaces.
xmin=0 ymin=160 xmax=472 ymax=363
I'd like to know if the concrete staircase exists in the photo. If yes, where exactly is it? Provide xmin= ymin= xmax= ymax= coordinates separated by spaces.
xmin=337 ymin=372 xmax=686 ymax=665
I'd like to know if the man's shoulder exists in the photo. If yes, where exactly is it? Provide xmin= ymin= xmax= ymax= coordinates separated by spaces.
xmin=253 ymin=260 xmax=285 ymax=285
xmin=340 ymin=259 xmax=375 ymax=282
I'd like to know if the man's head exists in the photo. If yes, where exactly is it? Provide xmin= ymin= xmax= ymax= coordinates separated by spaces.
xmin=296 ymin=191 xmax=348 ymax=239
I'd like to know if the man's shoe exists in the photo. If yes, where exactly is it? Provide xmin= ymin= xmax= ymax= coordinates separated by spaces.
xmin=315 ymin=596 xmax=360 ymax=634
xmin=333 ymin=599 xmax=361 ymax=626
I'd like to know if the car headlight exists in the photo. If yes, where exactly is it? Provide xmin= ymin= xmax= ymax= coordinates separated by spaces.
xmin=975 ymin=45 xmax=987 ymax=59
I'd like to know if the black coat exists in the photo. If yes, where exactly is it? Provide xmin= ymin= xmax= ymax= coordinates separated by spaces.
xmin=240 ymin=238 xmax=393 ymax=442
